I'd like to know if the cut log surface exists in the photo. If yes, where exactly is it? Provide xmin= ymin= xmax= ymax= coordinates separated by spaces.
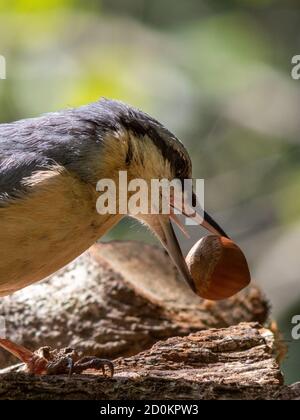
xmin=0 ymin=241 xmax=268 ymax=368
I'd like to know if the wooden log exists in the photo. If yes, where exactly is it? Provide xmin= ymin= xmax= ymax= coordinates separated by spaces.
xmin=0 ymin=241 xmax=269 ymax=369
xmin=0 ymin=323 xmax=286 ymax=400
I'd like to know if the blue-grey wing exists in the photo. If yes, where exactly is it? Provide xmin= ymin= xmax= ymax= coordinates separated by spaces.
xmin=0 ymin=116 xmax=68 ymax=202
xmin=0 ymin=109 xmax=105 ymax=203
xmin=0 ymin=153 xmax=53 ymax=202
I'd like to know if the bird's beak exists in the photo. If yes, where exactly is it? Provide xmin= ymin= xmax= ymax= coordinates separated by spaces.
xmin=177 ymin=190 xmax=229 ymax=239
xmin=143 ymin=190 xmax=229 ymax=294
xmin=157 ymin=216 xmax=196 ymax=292
xmin=202 ymin=210 xmax=229 ymax=238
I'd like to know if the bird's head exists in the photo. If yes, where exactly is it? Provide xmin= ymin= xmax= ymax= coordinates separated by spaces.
xmin=93 ymin=99 xmax=228 ymax=292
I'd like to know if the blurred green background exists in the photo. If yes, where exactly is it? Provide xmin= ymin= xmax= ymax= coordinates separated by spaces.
xmin=1 ymin=0 xmax=300 ymax=383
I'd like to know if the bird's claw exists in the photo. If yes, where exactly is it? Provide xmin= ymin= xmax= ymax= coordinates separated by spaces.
xmin=0 ymin=338 xmax=114 ymax=377
xmin=72 ymin=356 xmax=114 ymax=377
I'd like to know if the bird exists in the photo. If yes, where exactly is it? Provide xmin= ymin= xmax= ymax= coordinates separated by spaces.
xmin=0 ymin=98 xmax=227 ymax=375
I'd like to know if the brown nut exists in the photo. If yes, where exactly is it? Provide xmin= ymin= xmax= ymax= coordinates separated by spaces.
xmin=186 ymin=235 xmax=251 ymax=300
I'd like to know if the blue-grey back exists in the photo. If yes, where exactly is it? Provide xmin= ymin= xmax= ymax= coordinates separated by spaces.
xmin=0 ymin=98 xmax=191 ymax=202
xmin=0 ymin=100 xmax=119 ymax=200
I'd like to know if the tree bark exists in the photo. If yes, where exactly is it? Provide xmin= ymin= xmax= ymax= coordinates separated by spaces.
xmin=0 ymin=241 xmax=297 ymax=399
xmin=0 ymin=241 xmax=268 ymax=368
xmin=0 ymin=322 xmax=295 ymax=400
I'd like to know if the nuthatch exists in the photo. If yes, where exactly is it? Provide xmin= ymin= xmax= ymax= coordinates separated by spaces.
xmin=0 ymin=98 xmax=227 ymax=374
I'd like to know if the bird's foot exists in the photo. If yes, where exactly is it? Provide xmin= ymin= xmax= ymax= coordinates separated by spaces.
xmin=67 ymin=355 xmax=114 ymax=377
xmin=0 ymin=338 xmax=114 ymax=377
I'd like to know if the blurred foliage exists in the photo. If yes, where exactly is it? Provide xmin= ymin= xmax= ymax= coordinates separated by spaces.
xmin=1 ymin=0 xmax=300 ymax=383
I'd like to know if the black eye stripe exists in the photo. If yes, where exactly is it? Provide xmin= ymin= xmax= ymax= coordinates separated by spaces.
xmin=107 ymin=102 xmax=191 ymax=179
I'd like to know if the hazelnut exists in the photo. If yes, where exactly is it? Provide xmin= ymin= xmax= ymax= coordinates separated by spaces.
xmin=186 ymin=236 xmax=251 ymax=300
